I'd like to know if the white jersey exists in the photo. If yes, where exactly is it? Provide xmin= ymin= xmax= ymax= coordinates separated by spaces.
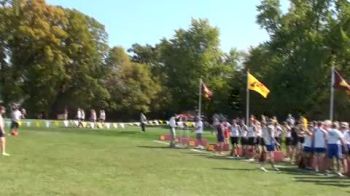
xmin=255 ymin=125 xmax=262 ymax=137
xmin=344 ymin=130 xmax=350 ymax=145
xmin=247 ymin=126 xmax=256 ymax=137
xmin=169 ymin=117 xmax=176 ymax=128
xmin=77 ymin=110 xmax=82 ymax=119
xmin=303 ymin=134 xmax=312 ymax=147
xmin=276 ymin=125 xmax=283 ymax=137
xmin=241 ymin=125 xmax=248 ymax=137
xmin=11 ymin=110 xmax=22 ymax=122
xmin=230 ymin=125 xmax=240 ymax=137
xmin=81 ymin=110 xmax=85 ymax=120
xmin=99 ymin=111 xmax=106 ymax=120
xmin=0 ymin=115 xmax=4 ymax=132
xmin=91 ymin=112 xmax=97 ymax=121
xmin=195 ymin=121 xmax=203 ymax=134
xmin=314 ymin=128 xmax=327 ymax=148
xmin=285 ymin=126 xmax=292 ymax=138
xmin=262 ymin=125 xmax=275 ymax=145
xmin=327 ymin=129 xmax=343 ymax=145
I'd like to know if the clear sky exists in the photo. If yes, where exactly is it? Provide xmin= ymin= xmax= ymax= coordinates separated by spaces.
xmin=47 ymin=0 xmax=289 ymax=53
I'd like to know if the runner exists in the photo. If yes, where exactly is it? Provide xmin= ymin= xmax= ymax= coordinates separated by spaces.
xmin=247 ymin=118 xmax=257 ymax=160
xmin=301 ymin=124 xmax=313 ymax=169
xmin=339 ymin=122 xmax=349 ymax=175
xmin=10 ymin=105 xmax=22 ymax=136
xmin=313 ymin=121 xmax=328 ymax=173
xmin=326 ymin=121 xmax=347 ymax=177
xmin=169 ymin=115 xmax=177 ymax=148
xmin=230 ymin=119 xmax=241 ymax=157
xmin=194 ymin=116 xmax=205 ymax=150
xmin=260 ymin=118 xmax=279 ymax=172
xmin=240 ymin=120 xmax=249 ymax=158
xmin=77 ymin=108 xmax=83 ymax=128
xmin=215 ymin=119 xmax=225 ymax=155
xmin=0 ymin=106 xmax=10 ymax=156
xmin=284 ymin=122 xmax=293 ymax=161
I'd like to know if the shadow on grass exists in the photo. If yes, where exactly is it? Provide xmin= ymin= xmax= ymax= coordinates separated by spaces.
xmin=213 ymin=167 xmax=256 ymax=171
xmin=183 ymin=149 xmax=350 ymax=188
xmin=26 ymin=127 xmax=165 ymax=140
xmin=137 ymin=145 xmax=170 ymax=149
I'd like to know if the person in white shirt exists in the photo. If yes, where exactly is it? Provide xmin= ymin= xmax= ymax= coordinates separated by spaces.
xmin=99 ymin=110 xmax=106 ymax=123
xmin=254 ymin=121 xmax=264 ymax=161
xmin=0 ymin=106 xmax=10 ymax=156
xmin=140 ymin=113 xmax=147 ymax=132
xmin=313 ymin=121 xmax=328 ymax=172
xmin=81 ymin=109 xmax=85 ymax=121
xmin=247 ymin=119 xmax=257 ymax=160
xmin=230 ymin=119 xmax=241 ymax=157
xmin=239 ymin=120 xmax=249 ymax=157
xmin=77 ymin=108 xmax=83 ymax=128
xmin=339 ymin=122 xmax=349 ymax=174
xmin=90 ymin=109 xmax=97 ymax=122
xmin=10 ymin=106 xmax=22 ymax=136
xmin=275 ymin=123 xmax=283 ymax=151
xmin=88 ymin=109 xmax=97 ymax=128
xmin=286 ymin=114 xmax=295 ymax=126
xmin=343 ymin=123 xmax=350 ymax=173
xmin=326 ymin=121 xmax=347 ymax=177
xmin=301 ymin=124 xmax=313 ymax=169
xmin=194 ymin=117 xmax=204 ymax=149
xmin=260 ymin=119 xmax=279 ymax=172
xmin=169 ymin=115 xmax=177 ymax=148
xmin=284 ymin=122 xmax=293 ymax=161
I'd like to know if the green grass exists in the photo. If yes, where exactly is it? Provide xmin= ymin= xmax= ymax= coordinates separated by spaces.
xmin=0 ymin=127 xmax=349 ymax=196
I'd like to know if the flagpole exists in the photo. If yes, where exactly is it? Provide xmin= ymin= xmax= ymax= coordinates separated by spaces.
xmin=330 ymin=65 xmax=335 ymax=121
xmin=198 ymin=78 xmax=202 ymax=118
xmin=246 ymin=71 xmax=250 ymax=125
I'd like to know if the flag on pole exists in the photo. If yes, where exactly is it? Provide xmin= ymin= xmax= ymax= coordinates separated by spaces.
xmin=247 ymin=72 xmax=270 ymax=98
xmin=334 ymin=69 xmax=350 ymax=94
xmin=201 ymin=81 xmax=213 ymax=100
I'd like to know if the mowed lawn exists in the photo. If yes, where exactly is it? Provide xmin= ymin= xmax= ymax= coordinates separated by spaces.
xmin=0 ymin=127 xmax=349 ymax=196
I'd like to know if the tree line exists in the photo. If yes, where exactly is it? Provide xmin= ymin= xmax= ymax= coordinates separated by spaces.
xmin=0 ymin=0 xmax=350 ymax=121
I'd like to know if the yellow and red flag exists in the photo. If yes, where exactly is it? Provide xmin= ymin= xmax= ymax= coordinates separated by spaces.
xmin=334 ymin=69 xmax=350 ymax=94
xmin=201 ymin=82 xmax=213 ymax=100
xmin=248 ymin=72 xmax=270 ymax=98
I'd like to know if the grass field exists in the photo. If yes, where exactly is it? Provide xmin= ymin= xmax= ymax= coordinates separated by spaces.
xmin=0 ymin=126 xmax=349 ymax=196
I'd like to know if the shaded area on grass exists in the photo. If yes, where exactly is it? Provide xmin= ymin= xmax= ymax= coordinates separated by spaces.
xmin=213 ymin=167 xmax=256 ymax=171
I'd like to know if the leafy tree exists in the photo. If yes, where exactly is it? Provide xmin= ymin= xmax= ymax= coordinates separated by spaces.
xmin=105 ymin=47 xmax=161 ymax=119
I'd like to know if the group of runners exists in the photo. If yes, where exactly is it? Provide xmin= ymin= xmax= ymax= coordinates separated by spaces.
xmin=168 ymin=114 xmax=350 ymax=176
xmin=76 ymin=108 xmax=106 ymax=128
xmin=210 ymin=114 xmax=350 ymax=176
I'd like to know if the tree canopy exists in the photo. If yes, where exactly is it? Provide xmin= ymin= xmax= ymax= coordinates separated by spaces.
xmin=1 ymin=0 xmax=350 ymax=121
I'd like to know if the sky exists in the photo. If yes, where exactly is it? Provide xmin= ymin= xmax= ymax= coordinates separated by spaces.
xmin=46 ymin=0 xmax=289 ymax=53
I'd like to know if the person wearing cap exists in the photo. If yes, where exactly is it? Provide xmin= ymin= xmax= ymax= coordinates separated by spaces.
xmin=260 ymin=118 xmax=279 ymax=172
xmin=313 ymin=121 xmax=328 ymax=173
xmin=326 ymin=121 xmax=347 ymax=177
